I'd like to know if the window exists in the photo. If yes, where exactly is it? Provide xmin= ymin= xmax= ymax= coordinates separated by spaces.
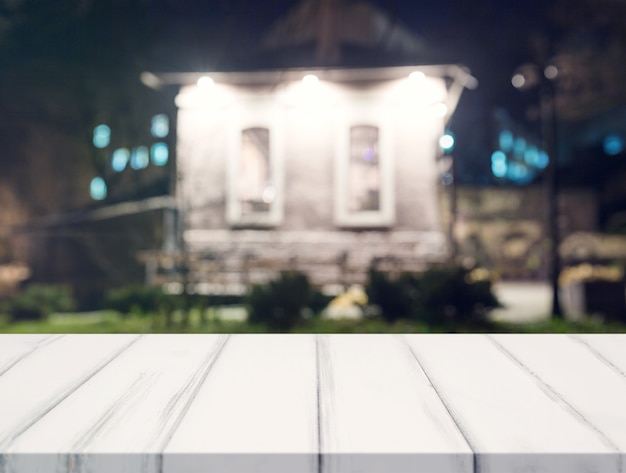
xmin=238 ymin=127 xmax=273 ymax=215
xmin=226 ymin=102 xmax=284 ymax=226
xmin=349 ymin=125 xmax=380 ymax=212
xmin=335 ymin=104 xmax=394 ymax=227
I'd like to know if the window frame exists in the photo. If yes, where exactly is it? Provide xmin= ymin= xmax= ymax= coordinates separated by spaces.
xmin=334 ymin=103 xmax=395 ymax=227
xmin=226 ymin=102 xmax=285 ymax=227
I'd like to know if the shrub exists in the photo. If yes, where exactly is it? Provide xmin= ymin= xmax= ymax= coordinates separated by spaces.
xmin=365 ymin=265 xmax=500 ymax=325
xmin=365 ymin=269 xmax=419 ymax=322
xmin=4 ymin=284 xmax=76 ymax=321
xmin=105 ymin=285 xmax=170 ymax=316
xmin=419 ymin=265 xmax=500 ymax=325
xmin=246 ymin=271 xmax=311 ymax=331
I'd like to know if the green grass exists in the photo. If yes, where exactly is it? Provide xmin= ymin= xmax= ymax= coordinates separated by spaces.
xmin=1 ymin=308 xmax=626 ymax=333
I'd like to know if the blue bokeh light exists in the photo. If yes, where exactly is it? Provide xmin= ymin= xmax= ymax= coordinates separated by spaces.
xmin=439 ymin=131 xmax=455 ymax=152
xmin=151 ymin=142 xmax=169 ymax=166
xmin=498 ymin=130 xmax=514 ymax=152
xmin=491 ymin=150 xmax=508 ymax=177
xmin=90 ymin=177 xmax=107 ymax=200
xmin=151 ymin=114 xmax=169 ymax=138
xmin=513 ymin=137 xmax=526 ymax=157
xmin=111 ymin=148 xmax=130 ymax=172
xmin=92 ymin=124 xmax=111 ymax=149
xmin=524 ymin=146 xmax=539 ymax=167
xmin=130 ymin=146 xmax=150 ymax=170
xmin=537 ymin=151 xmax=549 ymax=169
xmin=603 ymin=134 xmax=624 ymax=156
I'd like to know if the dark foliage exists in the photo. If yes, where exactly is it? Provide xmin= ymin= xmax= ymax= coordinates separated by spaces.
xmin=419 ymin=265 xmax=500 ymax=325
xmin=366 ymin=269 xmax=419 ymax=322
xmin=246 ymin=271 xmax=311 ymax=331
xmin=365 ymin=265 xmax=500 ymax=326
xmin=3 ymin=284 xmax=76 ymax=321
xmin=105 ymin=285 xmax=170 ymax=317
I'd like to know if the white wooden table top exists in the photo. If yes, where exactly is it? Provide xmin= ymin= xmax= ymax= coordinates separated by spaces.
xmin=0 ymin=334 xmax=625 ymax=473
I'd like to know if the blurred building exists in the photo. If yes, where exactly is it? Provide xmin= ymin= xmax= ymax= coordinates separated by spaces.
xmin=143 ymin=64 xmax=474 ymax=294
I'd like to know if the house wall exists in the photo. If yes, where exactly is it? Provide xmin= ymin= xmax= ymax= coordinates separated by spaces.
xmin=172 ymin=75 xmax=450 ymax=291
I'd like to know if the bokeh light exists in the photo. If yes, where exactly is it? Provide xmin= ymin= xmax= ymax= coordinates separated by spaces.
xmin=491 ymin=150 xmax=507 ymax=177
xmin=439 ymin=131 xmax=455 ymax=152
xmin=130 ymin=146 xmax=150 ymax=170
xmin=89 ymin=177 xmax=107 ymax=200
xmin=603 ymin=134 xmax=624 ymax=156
xmin=498 ymin=130 xmax=514 ymax=152
xmin=151 ymin=114 xmax=169 ymax=138
xmin=151 ymin=142 xmax=169 ymax=166
xmin=92 ymin=124 xmax=110 ymax=148
xmin=111 ymin=148 xmax=130 ymax=172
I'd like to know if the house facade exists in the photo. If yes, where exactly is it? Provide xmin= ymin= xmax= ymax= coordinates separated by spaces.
xmin=145 ymin=65 xmax=475 ymax=294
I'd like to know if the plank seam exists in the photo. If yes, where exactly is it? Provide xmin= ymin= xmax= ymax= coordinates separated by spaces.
xmin=401 ymin=335 xmax=479 ymax=473
xmin=0 ymin=334 xmax=143 ymax=449
xmin=156 ymin=334 xmax=231 ymax=473
xmin=569 ymin=335 xmax=626 ymax=381
xmin=486 ymin=334 xmax=624 ymax=473
xmin=315 ymin=335 xmax=331 ymax=473
xmin=0 ymin=335 xmax=65 ymax=378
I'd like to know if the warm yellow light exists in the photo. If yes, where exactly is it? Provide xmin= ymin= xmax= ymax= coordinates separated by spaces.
xmin=197 ymin=76 xmax=214 ymax=88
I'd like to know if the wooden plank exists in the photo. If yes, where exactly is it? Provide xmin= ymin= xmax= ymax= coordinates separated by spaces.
xmin=0 ymin=334 xmax=140 ymax=450
xmin=318 ymin=334 xmax=472 ymax=473
xmin=490 ymin=334 xmax=626 ymax=457
xmin=0 ymin=335 xmax=63 ymax=377
xmin=404 ymin=334 xmax=621 ymax=473
xmin=163 ymin=334 xmax=318 ymax=473
xmin=6 ymin=334 xmax=229 ymax=473
xmin=573 ymin=334 xmax=626 ymax=379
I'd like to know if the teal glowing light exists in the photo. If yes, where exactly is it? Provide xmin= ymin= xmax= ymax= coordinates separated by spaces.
xmin=151 ymin=114 xmax=169 ymax=138
xmin=513 ymin=137 xmax=526 ymax=156
xmin=130 ymin=146 xmax=149 ymax=170
xmin=537 ymin=151 xmax=549 ymax=169
xmin=111 ymin=148 xmax=130 ymax=172
xmin=498 ymin=130 xmax=514 ymax=152
xmin=92 ymin=124 xmax=111 ymax=148
xmin=524 ymin=146 xmax=539 ymax=167
xmin=90 ymin=177 xmax=107 ymax=200
xmin=603 ymin=134 xmax=624 ymax=156
xmin=151 ymin=142 xmax=169 ymax=166
xmin=491 ymin=150 xmax=507 ymax=177
xmin=439 ymin=131 xmax=455 ymax=152
xmin=507 ymin=162 xmax=533 ymax=184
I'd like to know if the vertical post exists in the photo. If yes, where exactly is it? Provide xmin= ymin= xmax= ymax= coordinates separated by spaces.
xmin=541 ymin=78 xmax=563 ymax=319
xmin=449 ymin=155 xmax=457 ymax=263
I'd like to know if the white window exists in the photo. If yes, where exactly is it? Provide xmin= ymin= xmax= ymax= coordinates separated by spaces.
xmin=239 ymin=127 xmax=272 ymax=215
xmin=227 ymin=103 xmax=284 ymax=226
xmin=335 ymin=104 xmax=395 ymax=227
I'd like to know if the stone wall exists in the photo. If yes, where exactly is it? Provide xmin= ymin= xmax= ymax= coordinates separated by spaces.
xmin=440 ymin=185 xmax=599 ymax=279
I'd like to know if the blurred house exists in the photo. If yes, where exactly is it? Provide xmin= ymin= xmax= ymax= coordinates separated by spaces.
xmin=138 ymin=0 xmax=476 ymax=294
xmin=144 ymin=65 xmax=474 ymax=293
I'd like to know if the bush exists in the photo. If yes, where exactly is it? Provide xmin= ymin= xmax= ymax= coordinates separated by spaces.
xmin=365 ymin=265 xmax=500 ymax=326
xmin=105 ymin=285 xmax=170 ymax=316
xmin=246 ymin=271 xmax=311 ymax=331
xmin=419 ymin=265 xmax=500 ymax=325
xmin=4 ymin=284 xmax=76 ymax=321
xmin=365 ymin=269 xmax=419 ymax=322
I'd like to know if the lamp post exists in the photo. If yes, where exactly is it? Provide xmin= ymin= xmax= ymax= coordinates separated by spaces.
xmin=512 ymin=63 xmax=563 ymax=319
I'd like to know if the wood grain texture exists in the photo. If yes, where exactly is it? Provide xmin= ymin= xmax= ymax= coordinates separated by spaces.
xmin=5 ymin=334 xmax=228 ymax=473
xmin=0 ymin=334 xmax=624 ymax=473
xmin=318 ymin=334 xmax=472 ymax=473
xmin=404 ymin=334 xmax=622 ymax=473
xmin=163 ymin=334 xmax=318 ymax=473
